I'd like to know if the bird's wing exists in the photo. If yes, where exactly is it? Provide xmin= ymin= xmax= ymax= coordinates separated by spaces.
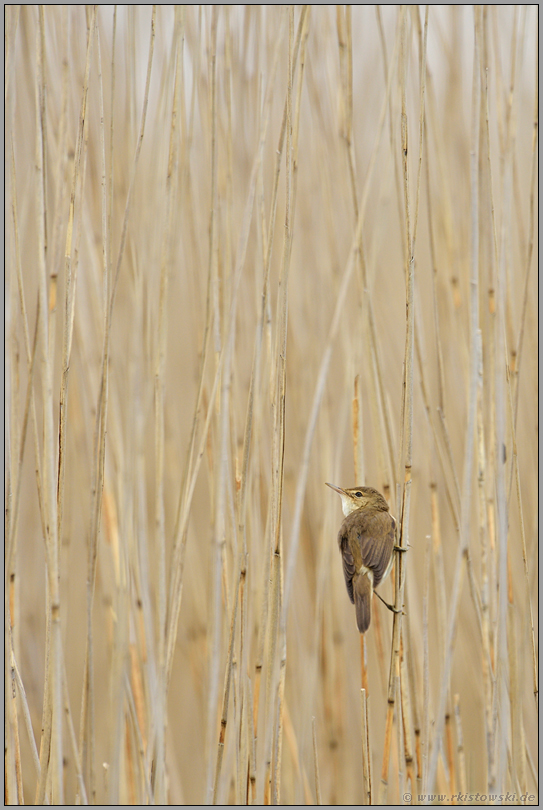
xmin=357 ymin=511 xmax=396 ymax=588
xmin=337 ymin=529 xmax=356 ymax=604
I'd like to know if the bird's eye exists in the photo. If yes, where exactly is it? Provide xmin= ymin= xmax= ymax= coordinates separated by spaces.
xmin=355 ymin=491 xmax=363 ymax=497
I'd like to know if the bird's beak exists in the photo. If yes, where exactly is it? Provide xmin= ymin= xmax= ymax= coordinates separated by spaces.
xmin=325 ymin=482 xmax=346 ymax=496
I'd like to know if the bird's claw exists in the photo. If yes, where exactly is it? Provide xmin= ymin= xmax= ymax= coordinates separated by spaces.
xmin=374 ymin=590 xmax=406 ymax=616
xmin=388 ymin=605 xmax=406 ymax=616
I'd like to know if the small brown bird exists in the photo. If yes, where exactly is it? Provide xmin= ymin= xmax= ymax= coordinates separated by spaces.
xmin=326 ymin=483 xmax=397 ymax=633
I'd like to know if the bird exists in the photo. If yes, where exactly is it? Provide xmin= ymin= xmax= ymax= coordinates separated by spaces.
xmin=326 ymin=483 xmax=401 ymax=633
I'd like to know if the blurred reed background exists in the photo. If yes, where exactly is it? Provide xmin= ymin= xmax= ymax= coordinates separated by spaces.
xmin=4 ymin=5 xmax=538 ymax=805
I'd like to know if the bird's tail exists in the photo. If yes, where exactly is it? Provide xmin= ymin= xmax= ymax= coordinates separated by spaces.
xmin=354 ymin=571 xmax=373 ymax=634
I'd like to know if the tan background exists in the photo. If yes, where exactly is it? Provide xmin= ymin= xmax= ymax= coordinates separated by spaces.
xmin=5 ymin=5 xmax=538 ymax=805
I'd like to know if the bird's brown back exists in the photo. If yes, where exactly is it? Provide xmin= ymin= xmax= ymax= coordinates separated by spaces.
xmin=337 ymin=507 xmax=396 ymax=595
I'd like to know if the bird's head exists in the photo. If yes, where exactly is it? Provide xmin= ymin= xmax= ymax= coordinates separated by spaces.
xmin=325 ymin=483 xmax=389 ymax=516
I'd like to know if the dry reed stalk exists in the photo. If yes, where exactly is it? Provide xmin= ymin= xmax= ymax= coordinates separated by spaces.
xmin=430 ymin=484 xmax=447 ymax=655
xmin=493 ymin=19 xmax=515 ymax=802
xmin=406 ymin=607 xmax=422 ymax=797
xmin=6 ymin=598 xmax=24 ymax=804
xmin=348 ymin=101 xmax=371 ymax=803
xmin=395 ymin=671 xmax=405 ymax=803
xmin=33 ymin=7 xmax=64 ymax=802
xmin=236 ymin=23 xmax=288 ymax=780
xmin=61 ymin=655 xmax=88 ymax=805
xmin=151 ymin=10 xmax=184 ymax=801
xmin=400 ymin=609 xmax=417 ymax=798
xmin=379 ymin=5 xmax=421 ymax=800
xmin=479 ymin=18 xmax=501 ymax=793
xmin=336 ymin=5 xmax=356 ymax=205
xmin=312 ymin=716 xmax=322 ymax=805
xmin=252 ymin=505 xmax=272 ymax=745
xmin=512 ymin=32 xmax=538 ymax=425
xmin=351 ymin=13 xmax=398 ymax=508
xmin=360 ymin=688 xmax=371 ymax=805
xmin=288 ymin=6 xmax=311 ymax=241
xmin=506 ymin=366 xmax=538 ymax=707
xmin=257 ymin=3 xmax=306 ymax=623
xmin=435 ymin=408 xmax=462 ymax=528
xmin=4 ymin=6 xmax=20 ymax=106
xmin=57 ymin=14 xmax=97 ymax=799
xmin=47 ymin=6 xmax=70 ymax=376
xmin=219 ymin=8 xmax=292 ymax=804
xmin=272 ymin=635 xmax=287 ymax=804
xmin=124 ymin=668 xmax=153 ymax=804
xmin=426 ymin=8 xmax=484 ymax=797
xmin=263 ymin=9 xmax=294 ymax=801
xmin=246 ymin=674 xmax=257 ymax=804
xmin=444 ymin=711 xmax=456 ymax=800
xmin=10 ymin=638 xmax=41 ymax=786
xmin=280 ymin=698 xmax=313 ymax=804
xmin=474 ymin=161 xmax=495 ymax=790
xmin=6 ymin=144 xmax=43 ymax=581
xmin=499 ymin=47 xmax=537 ymax=700
xmin=124 ymin=720 xmax=137 ymax=804
xmin=453 ymin=694 xmax=467 ymax=796
xmin=421 ymin=532 xmax=431 ymax=795
xmin=353 ymin=375 xmax=365 ymax=489
xmin=212 ymin=569 xmax=240 ymax=803
xmin=166 ymin=151 xmax=216 ymax=707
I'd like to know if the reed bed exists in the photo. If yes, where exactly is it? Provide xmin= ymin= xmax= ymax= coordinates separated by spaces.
xmin=4 ymin=5 xmax=538 ymax=805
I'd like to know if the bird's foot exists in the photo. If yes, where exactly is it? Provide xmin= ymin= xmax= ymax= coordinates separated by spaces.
xmin=374 ymin=590 xmax=405 ymax=615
